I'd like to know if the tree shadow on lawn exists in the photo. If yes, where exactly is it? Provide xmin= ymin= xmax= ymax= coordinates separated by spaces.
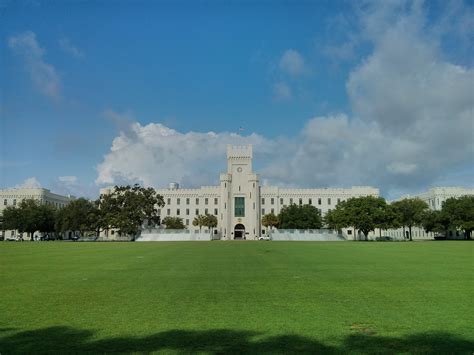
xmin=1 ymin=326 xmax=473 ymax=354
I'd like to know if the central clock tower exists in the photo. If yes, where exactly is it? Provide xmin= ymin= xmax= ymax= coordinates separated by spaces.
xmin=219 ymin=145 xmax=260 ymax=240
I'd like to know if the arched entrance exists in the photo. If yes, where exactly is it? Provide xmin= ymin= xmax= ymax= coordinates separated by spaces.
xmin=234 ymin=224 xmax=245 ymax=240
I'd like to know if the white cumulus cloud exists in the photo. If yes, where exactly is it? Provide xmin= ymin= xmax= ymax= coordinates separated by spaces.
xmin=15 ymin=177 xmax=42 ymax=189
xmin=96 ymin=117 xmax=277 ymax=188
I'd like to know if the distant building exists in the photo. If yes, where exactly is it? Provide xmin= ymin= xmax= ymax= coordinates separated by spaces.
xmin=382 ymin=187 xmax=474 ymax=241
xmin=0 ymin=187 xmax=75 ymax=240
xmin=399 ymin=187 xmax=474 ymax=211
xmin=102 ymin=145 xmax=379 ymax=240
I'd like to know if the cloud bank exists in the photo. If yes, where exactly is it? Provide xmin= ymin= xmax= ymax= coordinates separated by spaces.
xmin=96 ymin=2 xmax=473 ymax=198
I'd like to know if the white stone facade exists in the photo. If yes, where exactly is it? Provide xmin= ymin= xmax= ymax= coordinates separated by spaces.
xmin=125 ymin=145 xmax=379 ymax=240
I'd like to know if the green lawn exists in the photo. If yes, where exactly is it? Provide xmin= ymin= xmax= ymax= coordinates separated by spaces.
xmin=1 ymin=241 xmax=473 ymax=354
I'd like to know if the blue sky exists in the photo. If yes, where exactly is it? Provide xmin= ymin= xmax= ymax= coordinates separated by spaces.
xmin=1 ymin=0 xmax=473 ymax=199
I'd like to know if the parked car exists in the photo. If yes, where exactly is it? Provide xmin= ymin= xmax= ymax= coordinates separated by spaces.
xmin=71 ymin=235 xmax=80 ymax=241
xmin=258 ymin=235 xmax=271 ymax=241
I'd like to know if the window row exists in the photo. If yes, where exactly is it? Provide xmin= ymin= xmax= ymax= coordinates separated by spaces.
xmin=262 ymin=197 xmax=342 ymax=206
xmin=2 ymin=198 xmax=66 ymax=208
xmin=163 ymin=208 xmax=218 ymax=216
xmin=165 ymin=197 xmax=219 ymax=206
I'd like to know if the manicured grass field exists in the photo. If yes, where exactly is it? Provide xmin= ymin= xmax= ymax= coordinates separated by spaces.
xmin=1 ymin=241 xmax=473 ymax=354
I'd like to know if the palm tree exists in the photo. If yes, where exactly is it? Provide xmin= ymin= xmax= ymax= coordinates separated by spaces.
xmin=262 ymin=213 xmax=279 ymax=233
xmin=204 ymin=214 xmax=218 ymax=234
xmin=192 ymin=215 xmax=207 ymax=232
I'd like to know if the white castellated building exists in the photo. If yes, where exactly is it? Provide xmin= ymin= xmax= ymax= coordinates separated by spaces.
xmin=108 ymin=145 xmax=379 ymax=240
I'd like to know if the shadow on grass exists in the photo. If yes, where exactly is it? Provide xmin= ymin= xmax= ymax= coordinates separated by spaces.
xmin=1 ymin=326 xmax=473 ymax=354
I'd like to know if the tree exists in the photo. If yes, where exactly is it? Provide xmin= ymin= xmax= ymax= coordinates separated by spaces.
xmin=2 ymin=199 xmax=56 ymax=240
xmin=325 ymin=196 xmax=388 ymax=240
xmin=375 ymin=204 xmax=400 ymax=237
xmin=98 ymin=184 xmax=165 ymax=237
xmin=421 ymin=210 xmax=450 ymax=237
xmin=162 ymin=216 xmax=185 ymax=229
xmin=324 ymin=206 xmax=350 ymax=232
xmin=55 ymin=198 xmax=99 ymax=237
xmin=442 ymin=196 xmax=474 ymax=239
xmin=392 ymin=198 xmax=429 ymax=241
xmin=262 ymin=213 xmax=279 ymax=232
xmin=2 ymin=206 xmax=21 ymax=232
xmin=192 ymin=215 xmax=207 ymax=232
xmin=278 ymin=204 xmax=322 ymax=229
xmin=203 ymin=214 xmax=218 ymax=234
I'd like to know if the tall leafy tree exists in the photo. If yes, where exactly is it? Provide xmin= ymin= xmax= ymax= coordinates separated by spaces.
xmin=262 ymin=213 xmax=279 ymax=232
xmin=325 ymin=196 xmax=388 ymax=240
xmin=98 ymin=184 xmax=165 ymax=237
xmin=391 ymin=198 xmax=429 ymax=241
xmin=162 ymin=216 xmax=185 ymax=229
xmin=2 ymin=206 xmax=21 ymax=232
xmin=55 ymin=198 xmax=99 ymax=237
xmin=2 ymin=199 xmax=56 ymax=240
xmin=278 ymin=204 xmax=322 ymax=229
xmin=442 ymin=196 xmax=474 ymax=239
xmin=421 ymin=210 xmax=450 ymax=237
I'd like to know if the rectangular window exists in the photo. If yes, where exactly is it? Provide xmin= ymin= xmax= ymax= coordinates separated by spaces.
xmin=290 ymin=198 xmax=293 ymax=204
xmin=177 ymin=209 xmax=180 ymax=216
xmin=337 ymin=198 xmax=341 ymax=204
xmin=214 ymin=208 xmax=218 ymax=215
xmin=167 ymin=198 xmax=171 ymax=205
xmin=205 ymin=198 xmax=208 ymax=205
xmin=186 ymin=198 xmax=190 ymax=205
xmin=186 ymin=209 xmax=189 ymax=215
xmin=205 ymin=208 xmax=208 ymax=215
xmin=167 ymin=209 xmax=170 ymax=216
xmin=271 ymin=208 xmax=274 ymax=214
xmin=262 ymin=208 xmax=265 ymax=215
xmin=177 ymin=198 xmax=180 ymax=205
xmin=186 ymin=219 xmax=189 ymax=226
xmin=196 ymin=198 xmax=199 ymax=205
xmin=262 ymin=198 xmax=265 ymax=205
xmin=318 ymin=198 xmax=321 ymax=205
xmin=271 ymin=198 xmax=274 ymax=205
xmin=235 ymin=197 xmax=245 ymax=217
xmin=328 ymin=198 xmax=331 ymax=205
xmin=13 ymin=199 xmax=16 ymax=206
xmin=214 ymin=198 xmax=218 ymax=205
xmin=309 ymin=198 xmax=312 ymax=205
xmin=299 ymin=198 xmax=302 ymax=205
xmin=195 ymin=209 xmax=199 ymax=215
xmin=3 ymin=199 xmax=6 ymax=205
xmin=280 ymin=198 xmax=283 ymax=205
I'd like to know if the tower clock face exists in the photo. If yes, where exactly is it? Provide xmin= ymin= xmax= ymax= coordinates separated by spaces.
xmin=237 ymin=167 xmax=243 ymax=173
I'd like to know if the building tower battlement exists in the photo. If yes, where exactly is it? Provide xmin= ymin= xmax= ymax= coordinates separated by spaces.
xmin=227 ymin=145 xmax=253 ymax=159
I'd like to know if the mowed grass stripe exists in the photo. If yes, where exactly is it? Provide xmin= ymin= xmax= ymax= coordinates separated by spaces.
xmin=0 ymin=241 xmax=473 ymax=353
